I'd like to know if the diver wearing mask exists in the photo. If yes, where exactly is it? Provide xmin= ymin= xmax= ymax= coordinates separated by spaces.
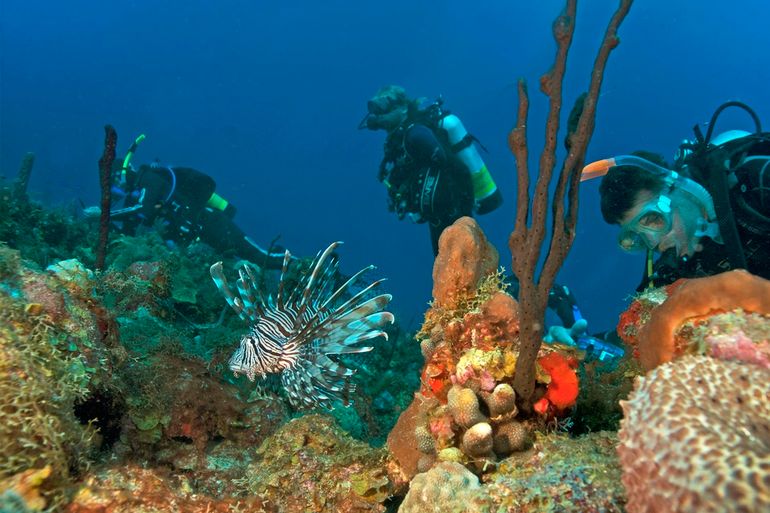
xmin=359 ymin=85 xmax=503 ymax=255
xmin=84 ymin=135 xmax=289 ymax=269
xmin=584 ymin=101 xmax=770 ymax=290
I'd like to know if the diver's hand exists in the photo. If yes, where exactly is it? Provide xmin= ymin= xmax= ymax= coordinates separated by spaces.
xmin=544 ymin=318 xmax=588 ymax=346
xmin=83 ymin=206 xmax=101 ymax=218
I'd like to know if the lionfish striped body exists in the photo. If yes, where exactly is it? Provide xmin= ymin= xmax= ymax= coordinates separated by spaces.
xmin=210 ymin=242 xmax=393 ymax=409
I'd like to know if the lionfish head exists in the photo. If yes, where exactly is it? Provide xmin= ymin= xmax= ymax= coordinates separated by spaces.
xmin=228 ymin=334 xmax=266 ymax=381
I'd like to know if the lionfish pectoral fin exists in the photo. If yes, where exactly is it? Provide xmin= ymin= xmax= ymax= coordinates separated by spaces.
xmin=210 ymin=262 xmax=250 ymax=321
xmin=236 ymin=266 xmax=262 ymax=321
xmin=318 ymin=294 xmax=393 ymax=339
xmin=345 ymin=312 xmax=395 ymax=331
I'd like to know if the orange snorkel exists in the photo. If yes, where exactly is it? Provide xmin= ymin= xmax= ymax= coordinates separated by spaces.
xmin=580 ymin=157 xmax=617 ymax=181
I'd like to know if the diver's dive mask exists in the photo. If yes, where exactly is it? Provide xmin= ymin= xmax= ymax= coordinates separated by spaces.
xmin=617 ymin=193 xmax=673 ymax=252
xmin=359 ymin=105 xmax=407 ymax=131
xmin=367 ymin=95 xmax=397 ymax=116
xmin=358 ymin=89 xmax=408 ymax=131
xmin=582 ymin=154 xmax=718 ymax=253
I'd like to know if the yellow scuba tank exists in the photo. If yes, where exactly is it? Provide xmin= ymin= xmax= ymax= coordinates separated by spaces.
xmin=439 ymin=114 xmax=503 ymax=214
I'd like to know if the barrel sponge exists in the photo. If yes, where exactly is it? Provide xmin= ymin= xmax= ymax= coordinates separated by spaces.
xmin=618 ymin=355 xmax=770 ymax=513
xmin=637 ymin=270 xmax=770 ymax=370
xmin=447 ymin=385 xmax=486 ymax=429
xmin=399 ymin=462 xmax=492 ymax=513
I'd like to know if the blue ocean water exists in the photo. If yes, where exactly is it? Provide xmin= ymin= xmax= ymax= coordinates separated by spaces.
xmin=1 ymin=0 xmax=768 ymax=334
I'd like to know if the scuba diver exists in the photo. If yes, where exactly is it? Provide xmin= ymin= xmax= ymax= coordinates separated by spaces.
xmin=359 ymin=85 xmax=504 ymax=255
xmin=583 ymin=101 xmax=770 ymax=290
xmin=84 ymin=134 xmax=288 ymax=269
xmin=360 ymin=86 xmax=622 ymax=363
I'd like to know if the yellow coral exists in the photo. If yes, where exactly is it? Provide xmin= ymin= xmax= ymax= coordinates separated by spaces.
xmin=447 ymin=386 xmax=486 ymax=428
xmin=456 ymin=347 xmax=518 ymax=381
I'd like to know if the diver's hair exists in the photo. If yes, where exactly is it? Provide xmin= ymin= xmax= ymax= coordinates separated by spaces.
xmin=375 ymin=85 xmax=422 ymax=115
xmin=599 ymin=161 xmax=669 ymax=224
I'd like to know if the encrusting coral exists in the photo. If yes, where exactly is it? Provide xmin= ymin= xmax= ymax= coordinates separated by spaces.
xmin=0 ymin=261 xmax=99 ymax=509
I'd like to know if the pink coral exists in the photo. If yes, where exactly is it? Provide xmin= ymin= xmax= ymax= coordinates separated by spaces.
xmin=706 ymin=330 xmax=770 ymax=369
xmin=618 ymin=355 xmax=770 ymax=513
xmin=637 ymin=270 xmax=770 ymax=370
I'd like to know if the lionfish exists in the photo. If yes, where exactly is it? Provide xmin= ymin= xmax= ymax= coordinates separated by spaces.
xmin=209 ymin=241 xmax=393 ymax=410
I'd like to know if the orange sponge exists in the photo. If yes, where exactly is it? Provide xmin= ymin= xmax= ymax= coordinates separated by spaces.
xmin=638 ymin=270 xmax=770 ymax=370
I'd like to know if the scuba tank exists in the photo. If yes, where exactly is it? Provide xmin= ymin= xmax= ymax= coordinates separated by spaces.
xmin=439 ymin=114 xmax=503 ymax=215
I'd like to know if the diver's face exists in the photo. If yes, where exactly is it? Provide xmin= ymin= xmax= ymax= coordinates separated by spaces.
xmin=620 ymin=188 xmax=703 ymax=257
xmin=368 ymin=106 xmax=407 ymax=132
xmin=655 ymin=190 xmax=704 ymax=257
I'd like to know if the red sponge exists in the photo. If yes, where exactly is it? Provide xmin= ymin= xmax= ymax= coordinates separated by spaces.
xmin=538 ymin=352 xmax=579 ymax=410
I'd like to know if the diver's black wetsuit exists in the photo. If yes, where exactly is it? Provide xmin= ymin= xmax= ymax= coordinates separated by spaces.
xmin=506 ymin=277 xmax=580 ymax=328
xmin=380 ymin=117 xmax=474 ymax=255
xmin=113 ymin=164 xmax=286 ymax=269
xmin=640 ymin=139 xmax=770 ymax=290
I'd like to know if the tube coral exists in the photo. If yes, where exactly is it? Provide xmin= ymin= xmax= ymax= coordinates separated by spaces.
xmin=508 ymin=0 xmax=633 ymax=407
xmin=96 ymin=125 xmax=117 ymax=272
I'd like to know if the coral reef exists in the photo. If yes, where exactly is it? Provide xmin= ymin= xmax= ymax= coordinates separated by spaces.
xmin=398 ymin=462 xmax=492 ymax=513
xmin=618 ymin=355 xmax=770 ymax=513
xmin=388 ymin=218 xmax=580 ymax=480
xmin=636 ymin=270 xmax=770 ymax=370
xmin=0 ymin=3 xmax=644 ymax=510
xmin=241 ymin=415 xmax=392 ymax=513
xmin=484 ymin=431 xmax=625 ymax=512
xmin=0 ymin=466 xmax=52 ymax=513
xmin=571 ymin=357 xmax=638 ymax=433
xmin=65 ymin=464 xmax=260 ymax=513
xmin=398 ymin=431 xmax=625 ymax=513
xmin=0 ymin=179 xmax=93 ymax=267
xmin=0 ymin=257 xmax=100 ymax=509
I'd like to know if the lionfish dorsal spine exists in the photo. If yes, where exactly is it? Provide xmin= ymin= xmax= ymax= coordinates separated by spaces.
xmin=275 ymin=250 xmax=292 ymax=309
xmin=318 ymin=264 xmax=375 ymax=312
xmin=329 ymin=278 xmax=387 ymax=318
xmin=294 ymin=241 xmax=341 ymax=323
